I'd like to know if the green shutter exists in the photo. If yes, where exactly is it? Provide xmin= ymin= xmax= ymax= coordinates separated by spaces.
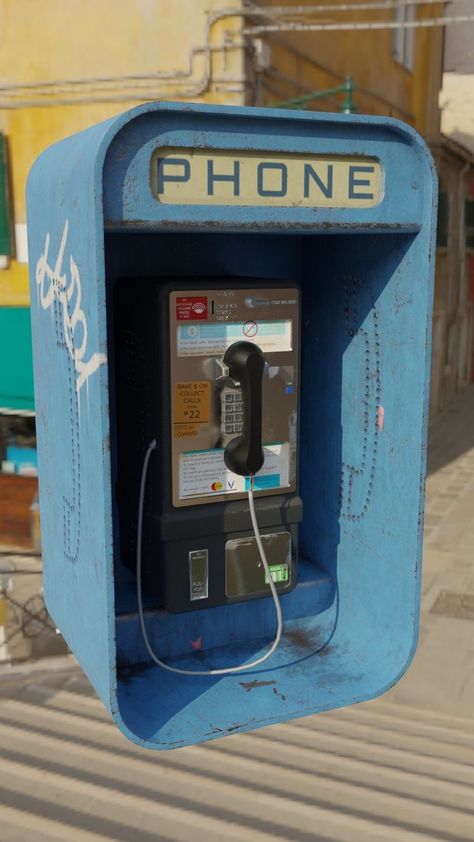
xmin=0 ymin=133 xmax=13 ymax=255
xmin=0 ymin=308 xmax=35 ymax=411
xmin=465 ymin=198 xmax=474 ymax=249
xmin=436 ymin=191 xmax=449 ymax=248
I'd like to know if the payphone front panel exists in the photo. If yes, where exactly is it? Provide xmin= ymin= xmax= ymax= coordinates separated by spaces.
xmin=115 ymin=279 xmax=302 ymax=613
xmin=168 ymin=287 xmax=299 ymax=508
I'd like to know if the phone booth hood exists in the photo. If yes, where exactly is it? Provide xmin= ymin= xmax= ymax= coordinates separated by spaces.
xmin=26 ymin=102 xmax=437 ymax=749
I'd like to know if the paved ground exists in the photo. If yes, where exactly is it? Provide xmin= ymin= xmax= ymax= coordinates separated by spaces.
xmin=384 ymin=384 xmax=474 ymax=717
xmin=0 ymin=385 xmax=473 ymax=840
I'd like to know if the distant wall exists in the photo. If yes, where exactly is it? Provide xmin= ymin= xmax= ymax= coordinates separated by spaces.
xmin=431 ymin=142 xmax=474 ymax=415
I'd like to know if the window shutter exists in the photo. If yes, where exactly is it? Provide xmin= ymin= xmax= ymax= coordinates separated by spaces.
xmin=465 ymin=198 xmax=474 ymax=249
xmin=0 ymin=133 xmax=13 ymax=256
xmin=437 ymin=191 xmax=449 ymax=248
xmin=0 ymin=308 xmax=35 ymax=411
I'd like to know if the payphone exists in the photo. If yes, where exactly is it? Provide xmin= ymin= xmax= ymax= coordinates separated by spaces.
xmin=26 ymin=101 xmax=437 ymax=749
xmin=114 ymin=279 xmax=303 ymax=614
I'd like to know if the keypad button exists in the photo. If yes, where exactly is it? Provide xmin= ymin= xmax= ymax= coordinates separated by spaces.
xmin=224 ymin=424 xmax=235 ymax=433
xmin=234 ymin=413 xmax=243 ymax=422
xmin=224 ymin=393 xmax=235 ymax=402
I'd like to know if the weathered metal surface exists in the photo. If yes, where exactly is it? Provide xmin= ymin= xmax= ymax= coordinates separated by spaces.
xmin=26 ymin=102 xmax=437 ymax=749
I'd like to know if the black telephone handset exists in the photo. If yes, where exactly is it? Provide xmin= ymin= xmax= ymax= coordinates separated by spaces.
xmin=223 ymin=341 xmax=265 ymax=477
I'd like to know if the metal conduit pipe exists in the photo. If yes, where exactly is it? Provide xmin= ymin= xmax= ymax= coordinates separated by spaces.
xmin=244 ymin=0 xmax=446 ymax=17
xmin=0 ymin=64 xmax=249 ymax=107
xmin=1 ymin=1 xmax=437 ymax=103
xmin=0 ymin=42 xmax=247 ymax=95
xmin=0 ymin=1 xmax=453 ymax=100
xmin=1 ymin=3 xmax=451 ymax=110
xmin=0 ymin=7 xmax=250 ymax=107
xmin=243 ymin=14 xmax=474 ymax=36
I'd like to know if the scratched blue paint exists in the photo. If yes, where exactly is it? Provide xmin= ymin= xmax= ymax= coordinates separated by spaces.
xmin=26 ymin=102 xmax=437 ymax=750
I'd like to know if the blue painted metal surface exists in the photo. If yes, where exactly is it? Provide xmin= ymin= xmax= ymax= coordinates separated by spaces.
xmin=26 ymin=102 xmax=437 ymax=749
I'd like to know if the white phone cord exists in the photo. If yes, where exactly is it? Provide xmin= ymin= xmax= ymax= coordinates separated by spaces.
xmin=136 ymin=439 xmax=283 ymax=675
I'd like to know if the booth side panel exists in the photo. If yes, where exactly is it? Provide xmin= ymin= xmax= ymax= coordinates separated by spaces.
xmin=300 ymin=231 xmax=435 ymax=695
xmin=26 ymin=124 xmax=117 ymax=710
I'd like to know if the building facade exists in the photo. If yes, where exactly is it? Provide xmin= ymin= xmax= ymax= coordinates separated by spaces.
xmin=0 ymin=0 xmax=464 ymax=544
xmin=436 ymin=0 xmax=474 ymax=409
xmin=431 ymin=138 xmax=474 ymax=415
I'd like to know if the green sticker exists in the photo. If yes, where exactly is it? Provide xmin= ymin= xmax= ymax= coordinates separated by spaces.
xmin=265 ymin=564 xmax=289 ymax=584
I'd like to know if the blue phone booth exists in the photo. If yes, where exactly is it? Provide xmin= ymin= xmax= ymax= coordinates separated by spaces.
xmin=27 ymin=102 xmax=437 ymax=749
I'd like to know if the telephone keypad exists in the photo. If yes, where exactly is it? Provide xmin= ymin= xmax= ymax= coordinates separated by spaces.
xmin=220 ymin=387 xmax=244 ymax=438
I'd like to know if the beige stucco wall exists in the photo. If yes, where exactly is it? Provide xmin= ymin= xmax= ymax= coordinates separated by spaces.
xmin=440 ymin=73 xmax=474 ymax=155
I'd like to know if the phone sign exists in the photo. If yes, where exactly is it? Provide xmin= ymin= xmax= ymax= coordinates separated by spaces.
xmin=176 ymin=297 xmax=208 ymax=321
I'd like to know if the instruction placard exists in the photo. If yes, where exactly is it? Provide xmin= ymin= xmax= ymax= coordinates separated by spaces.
xmin=173 ymin=381 xmax=211 ymax=433
xmin=177 ymin=320 xmax=292 ymax=357
xmin=179 ymin=443 xmax=289 ymax=499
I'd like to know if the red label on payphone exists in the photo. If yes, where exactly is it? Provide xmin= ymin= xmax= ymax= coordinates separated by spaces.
xmin=176 ymin=297 xmax=208 ymax=320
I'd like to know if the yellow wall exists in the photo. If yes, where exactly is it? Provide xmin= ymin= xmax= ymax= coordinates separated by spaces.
xmin=1 ymin=0 xmax=445 ymax=307
xmin=0 ymin=0 xmax=246 ymax=305
xmin=254 ymin=0 xmax=444 ymax=138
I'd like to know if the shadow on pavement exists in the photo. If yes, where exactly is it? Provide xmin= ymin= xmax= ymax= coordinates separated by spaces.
xmin=427 ymin=385 xmax=474 ymax=476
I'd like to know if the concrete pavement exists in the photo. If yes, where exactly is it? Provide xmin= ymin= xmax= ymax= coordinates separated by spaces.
xmin=0 ymin=385 xmax=473 ymax=840
xmin=384 ymin=384 xmax=474 ymax=716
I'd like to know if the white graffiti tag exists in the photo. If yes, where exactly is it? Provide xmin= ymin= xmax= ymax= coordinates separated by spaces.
xmin=35 ymin=221 xmax=107 ymax=393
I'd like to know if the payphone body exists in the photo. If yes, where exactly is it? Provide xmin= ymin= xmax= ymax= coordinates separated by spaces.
xmin=26 ymin=102 xmax=437 ymax=749
xmin=115 ymin=278 xmax=302 ymax=612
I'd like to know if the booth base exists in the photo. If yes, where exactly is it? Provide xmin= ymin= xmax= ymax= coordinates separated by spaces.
xmin=114 ymin=560 xmax=346 ymax=747
xmin=114 ymin=611 xmax=407 ymax=750
xmin=116 ymin=558 xmax=334 ymax=660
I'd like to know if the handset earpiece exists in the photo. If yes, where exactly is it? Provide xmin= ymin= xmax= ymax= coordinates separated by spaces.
xmin=223 ymin=341 xmax=265 ymax=477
